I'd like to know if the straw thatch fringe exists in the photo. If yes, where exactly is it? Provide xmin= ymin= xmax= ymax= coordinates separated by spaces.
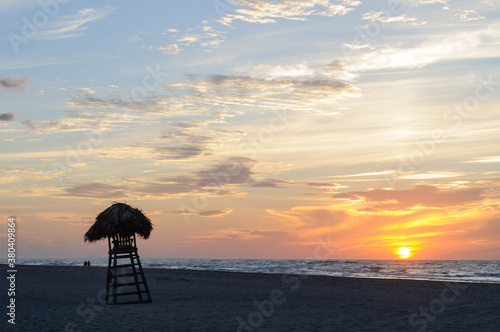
xmin=84 ymin=202 xmax=153 ymax=242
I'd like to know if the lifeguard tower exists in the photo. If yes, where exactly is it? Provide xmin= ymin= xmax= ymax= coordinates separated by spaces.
xmin=85 ymin=203 xmax=153 ymax=304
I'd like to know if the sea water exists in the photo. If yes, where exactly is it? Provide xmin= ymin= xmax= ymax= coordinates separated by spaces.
xmin=6 ymin=258 xmax=500 ymax=284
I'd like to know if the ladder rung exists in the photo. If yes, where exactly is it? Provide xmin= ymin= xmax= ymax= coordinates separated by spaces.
xmin=116 ymin=281 xmax=144 ymax=287
xmin=112 ymin=263 xmax=138 ymax=268
xmin=115 ymin=291 xmax=149 ymax=296
xmin=114 ymin=253 xmax=136 ymax=257
xmin=112 ymin=300 xmax=151 ymax=305
xmin=111 ymin=249 xmax=137 ymax=254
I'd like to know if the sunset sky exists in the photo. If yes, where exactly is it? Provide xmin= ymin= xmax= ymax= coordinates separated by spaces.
xmin=1 ymin=0 xmax=499 ymax=260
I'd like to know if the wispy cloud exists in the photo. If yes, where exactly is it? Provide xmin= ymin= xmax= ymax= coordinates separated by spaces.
xmin=0 ymin=75 xmax=30 ymax=91
xmin=455 ymin=9 xmax=485 ymax=21
xmin=346 ymin=27 xmax=499 ymax=71
xmin=140 ymin=20 xmax=226 ymax=55
xmin=58 ymin=156 xmax=288 ymax=199
xmin=463 ymin=156 xmax=500 ymax=163
xmin=22 ymin=119 xmax=73 ymax=132
xmin=398 ymin=172 xmax=464 ymax=180
xmin=170 ymin=72 xmax=358 ymax=114
xmin=0 ymin=113 xmax=14 ymax=121
xmin=156 ymin=208 xmax=234 ymax=218
xmin=158 ymin=44 xmax=183 ymax=55
xmin=189 ymin=228 xmax=284 ymax=240
xmin=0 ymin=166 xmax=59 ymax=184
xmin=218 ymin=0 xmax=360 ymax=26
xmin=334 ymin=185 xmax=484 ymax=210
xmin=234 ymin=62 xmax=315 ymax=78
xmin=37 ymin=6 xmax=117 ymax=40
xmin=362 ymin=11 xmax=426 ymax=25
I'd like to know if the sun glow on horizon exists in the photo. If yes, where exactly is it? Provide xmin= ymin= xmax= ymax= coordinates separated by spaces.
xmin=397 ymin=247 xmax=412 ymax=259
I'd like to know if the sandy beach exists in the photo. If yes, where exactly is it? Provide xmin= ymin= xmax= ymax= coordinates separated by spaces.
xmin=2 ymin=264 xmax=500 ymax=331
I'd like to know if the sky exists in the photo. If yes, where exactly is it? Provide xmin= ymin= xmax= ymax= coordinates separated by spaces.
xmin=0 ymin=0 xmax=499 ymax=260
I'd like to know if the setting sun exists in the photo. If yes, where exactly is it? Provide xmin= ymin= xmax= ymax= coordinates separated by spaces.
xmin=397 ymin=247 xmax=412 ymax=259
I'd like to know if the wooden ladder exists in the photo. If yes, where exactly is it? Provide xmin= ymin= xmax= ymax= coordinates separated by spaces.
xmin=106 ymin=234 xmax=152 ymax=304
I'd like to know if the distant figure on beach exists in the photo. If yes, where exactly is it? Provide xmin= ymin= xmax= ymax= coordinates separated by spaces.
xmin=84 ymin=260 xmax=91 ymax=267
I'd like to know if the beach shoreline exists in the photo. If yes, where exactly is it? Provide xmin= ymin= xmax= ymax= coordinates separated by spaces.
xmin=2 ymin=264 xmax=500 ymax=331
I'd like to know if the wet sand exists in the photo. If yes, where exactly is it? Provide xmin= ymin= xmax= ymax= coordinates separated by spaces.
xmin=2 ymin=264 xmax=500 ymax=331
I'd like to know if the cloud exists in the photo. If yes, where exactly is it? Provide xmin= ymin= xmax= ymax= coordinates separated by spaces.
xmin=99 ymin=120 xmax=244 ymax=161
xmin=163 ymin=69 xmax=359 ymax=116
xmin=218 ymin=0 xmax=360 ymax=26
xmin=78 ymin=88 xmax=96 ymax=94
xmin=192 ymin=74 xmax=357 ymax=108
xmin=159 ymin=208 xmax=234 ymax=218
xmin=270 ymin=207 xmax=349 ymax=229
xmin=148 ymin=20 xmax=226 ymax=55
xmin=37 ymin=6 xmax=117 ymax=40
xmin=154 ymin=123 xmax=226 ymax=160
xmin=403 ymin=0 xmax=448 ymax=5
xmin=345 ymin=170 xmax=395 ymax=177
xmin=0 ymin=166 xmax=59 ymax=184
xmin=455 ymin=9 xmax=485 ymax=22
xmin=154 ymin=143 xmax=212 ymax=160
xmin=334 ymin=185 xmax=485 ymax=210
xmin=189 ymin=228 xmax=285 ymax=240
xmin=139 ymin=156 xmax=289 ymax=196
xmin=60 ymin=183 xmax=129 ymax=199
xmin=158 ymin=44 xmax=183 ymax=55
xmin=22 ymin=119 xmax=74 ymax=132
xmin=463 ymin=156 xmax=500 ymax=163
xmin=362 ymin=11 xmax=425 ymax=25
xmin=67 ymin=60 xmax=357 ymax=127
xmin=0 ymin=75 xmax=30 ymax=91
xmin=326 ymin=60 xmax=345 ymax=70
xmin=177 ymin=35 xmax=200 ymax=46
xmin=347 ymin=28 xmax=499 ymax=71
xmin=0 ymin=113 xmax=14 ymax=121
xmin=298 ymin=181 xmax=347 ymax=195
xmin=234 ymin=62 xmax=315 ymax=78
xmin=210 ymin=74 xmax=348 ymax=90
xmin=60 ymin=157 xmax=287 ymax=199
xmin=398 ymin=172 xmax=464 ymax=180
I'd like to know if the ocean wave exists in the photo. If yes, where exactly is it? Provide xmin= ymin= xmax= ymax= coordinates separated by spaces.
xmin=3 ymin=259 xmax=499 ymax=284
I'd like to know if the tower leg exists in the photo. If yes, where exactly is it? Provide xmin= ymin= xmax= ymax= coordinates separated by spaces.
xmin=112 ymin=252 xmax=118 ymax=304
xmin=130 ymin=252 xmax=143 ymax=301
xmin=106 ymin=252 xmax=112 ymax=304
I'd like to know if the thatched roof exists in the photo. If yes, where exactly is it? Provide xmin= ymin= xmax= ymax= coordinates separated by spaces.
xmin=84 ymin=203 xmax=153 ymax=243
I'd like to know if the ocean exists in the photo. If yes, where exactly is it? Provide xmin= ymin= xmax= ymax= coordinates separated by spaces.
xmin=5 ymin=258 xmax=500 ymax=284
